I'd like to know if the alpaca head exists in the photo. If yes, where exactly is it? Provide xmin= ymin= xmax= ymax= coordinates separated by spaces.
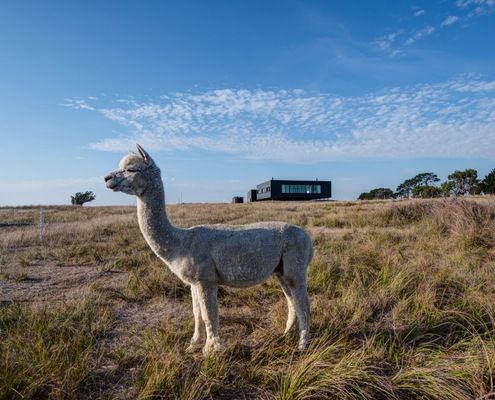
xmin=105 ymin=144 xmax=161 ymax=196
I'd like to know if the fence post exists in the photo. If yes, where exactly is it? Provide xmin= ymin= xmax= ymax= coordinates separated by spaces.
xmin=39 ymin=208 xmax=45 ymax=241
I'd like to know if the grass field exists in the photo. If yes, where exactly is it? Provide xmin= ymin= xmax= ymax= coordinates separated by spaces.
xmin=1 ymin=198 xmax=495 ymax=399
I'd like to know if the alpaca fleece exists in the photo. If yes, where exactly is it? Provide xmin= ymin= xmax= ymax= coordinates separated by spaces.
xmin=105 ymin=145 xmax=313 ymax=354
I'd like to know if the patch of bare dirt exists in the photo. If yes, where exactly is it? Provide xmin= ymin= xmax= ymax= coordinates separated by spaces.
xmin=0 ymin=262 xmax=126 ymax=302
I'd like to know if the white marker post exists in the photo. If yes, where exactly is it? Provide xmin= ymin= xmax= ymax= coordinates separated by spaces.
xmin=39 ymin=208 xmax=45 ymax=241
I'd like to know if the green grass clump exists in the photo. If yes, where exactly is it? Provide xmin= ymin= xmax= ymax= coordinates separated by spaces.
xmin=0 ymin=298 xmax=112 ymax=399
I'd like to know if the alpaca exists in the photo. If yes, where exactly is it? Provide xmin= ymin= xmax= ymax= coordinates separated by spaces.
xmin=104 ymin=145 xmax=313 ymax=354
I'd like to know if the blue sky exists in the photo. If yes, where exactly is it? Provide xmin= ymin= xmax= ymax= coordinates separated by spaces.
xmin=1 ymin=0 xmax=494 ymax=205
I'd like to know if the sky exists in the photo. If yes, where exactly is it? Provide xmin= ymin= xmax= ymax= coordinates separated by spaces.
xmin=1 ymin=0 xmax=494 ymax=205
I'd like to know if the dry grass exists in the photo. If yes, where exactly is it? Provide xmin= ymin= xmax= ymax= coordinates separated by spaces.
xmin=0 ymin=298 xmax=112 ymax=399
xmin=1 ymin=198 xmax=495 ymax=399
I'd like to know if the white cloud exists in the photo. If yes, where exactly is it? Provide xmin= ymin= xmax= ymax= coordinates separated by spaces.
xmin=60 ymin=98 xmax=95 ymax=111
xmin=456 ymin=0 xmax=495 ymax=18
xmin=404 ymin=25 xmax=436 ymax=45
xmin=64 ymin=76 xmax=495 ymax=162
xmin=374 ymin=25 xmax=437 ymax=55
xmin=372 ymin=32 xmax=402 ymax=56
xmin=441 ymin=15 xmax=460 ymax=26
xmin=457 ymin=0 xmax=495 ymax=8
xmin=374 ymin=1 xmax=493 ymax=55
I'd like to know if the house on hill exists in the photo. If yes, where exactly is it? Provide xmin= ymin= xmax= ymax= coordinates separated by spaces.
xmin=248 ymin=179 xmax=331 ymax=202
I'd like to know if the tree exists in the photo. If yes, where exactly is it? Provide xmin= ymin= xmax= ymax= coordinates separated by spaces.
xmin=396 ymin=172 xmax=440 ymax=198
xmin=358 ymin=188 xmax=395 ymax=200
xmin=482 ymin=168 xmax=495 ymax=195
xmin=445 ymin=169 xmax=481 ymax=196
xmin=414 ymin=172 xmax=440 ymax=187
xmin=412 ymin=185 xmax=442 ymax=198
xmin=440 ymin=181 xmax=454 ymax=197
xmin=358 ymin=192 xmax=373 ymax=200
xmin=71 ymin=191 xmax=96 ymax=206
xmin=395 ymin=178 xmax=417 ymax=198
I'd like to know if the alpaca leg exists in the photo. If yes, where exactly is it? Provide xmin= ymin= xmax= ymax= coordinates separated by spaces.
xmin=186 ymin=285 xmax=205 ymax=352
xmin=290 ymin=282 xmax=310 ymax=351
xmin=275 ymin=275 xmax=296 ymax=335
xmin=195 ymin=282 xmax=224 ymax=355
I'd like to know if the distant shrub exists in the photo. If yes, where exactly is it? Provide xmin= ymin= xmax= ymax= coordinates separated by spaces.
xmin=396 ymin=172 xmax=440 ymax=198
xmin=444 ymin=169 xmax=482 ymax=196
xmin=358 ymin=188 xmax=395 ymax=200
xmin=412 ymin=185 xmax=442 ymax=198
xmin=71 ymin=191 xmax=96 ymax=206
xmin=482 ymin=168 xmax=495 ymax=194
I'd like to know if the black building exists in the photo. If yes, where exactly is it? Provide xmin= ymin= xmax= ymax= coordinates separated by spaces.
xmin=247 ymin=189 xmax=257 ymax=202
xmin=250 ymin=179 xmax=331 ymax=201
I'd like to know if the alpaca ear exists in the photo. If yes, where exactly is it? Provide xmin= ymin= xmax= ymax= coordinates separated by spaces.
xmin=136 ymin=144 xmax=150 ymax=162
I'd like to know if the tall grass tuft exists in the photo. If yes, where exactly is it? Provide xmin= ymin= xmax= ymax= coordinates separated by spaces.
xmin=0 ymin=298 xmax=112 ymax=399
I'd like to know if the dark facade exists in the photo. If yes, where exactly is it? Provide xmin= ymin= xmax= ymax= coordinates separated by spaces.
xmin=247 ymin=189 xmax=257 ymax=202
xmin=251 ymin=179 xmax=331 ymax=201
xmin=232 ymin=196 xmax=244 ymax=204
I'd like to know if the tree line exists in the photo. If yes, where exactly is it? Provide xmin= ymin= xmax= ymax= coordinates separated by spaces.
xmin=358 ymin=168 xmax=495 ymax=200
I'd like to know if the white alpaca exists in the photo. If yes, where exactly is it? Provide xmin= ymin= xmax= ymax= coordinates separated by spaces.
xmin=105 ymin=145 xmax=313 ymax=354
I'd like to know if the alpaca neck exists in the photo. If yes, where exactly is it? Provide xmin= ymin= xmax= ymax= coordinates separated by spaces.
xmin=136 ymin=181 xmax=179 ymax=262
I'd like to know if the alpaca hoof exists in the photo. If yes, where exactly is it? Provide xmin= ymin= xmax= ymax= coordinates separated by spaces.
xmin=283 ymin=327 xmax=293 ymax=336
xmin=186 ymin=343 xmax=201 ymax=353
xmin=202 ymin=338 xmax=225 ymax=356
xmin=186 ymin=336 xmax=203 ymax=353
xmin=298 ymin=331 xmax=309 ymax=351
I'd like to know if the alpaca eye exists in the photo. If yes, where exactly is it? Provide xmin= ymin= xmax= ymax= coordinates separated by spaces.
xmin=127 ymin=169 xmax=139 ymax=173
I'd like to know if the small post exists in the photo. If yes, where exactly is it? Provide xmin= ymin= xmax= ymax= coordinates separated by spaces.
xmin=39 ymin=208 xmax=45 ymax=241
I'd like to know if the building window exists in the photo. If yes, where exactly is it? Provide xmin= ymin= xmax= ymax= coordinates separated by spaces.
xmin=281 ymin=184 xmax=321 ymax=194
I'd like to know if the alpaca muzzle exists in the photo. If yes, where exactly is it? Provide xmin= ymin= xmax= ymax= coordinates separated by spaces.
xmin=104 ymin=173 xmax=123 ymax=191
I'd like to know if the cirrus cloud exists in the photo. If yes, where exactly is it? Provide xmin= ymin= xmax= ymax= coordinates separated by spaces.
xmin=374 ymin=0 xmax=494 ymax=56
xmin=62 ymin=76 xmax=495 ymax=162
